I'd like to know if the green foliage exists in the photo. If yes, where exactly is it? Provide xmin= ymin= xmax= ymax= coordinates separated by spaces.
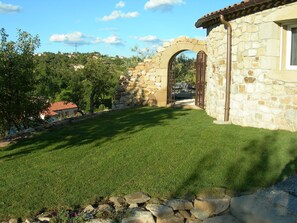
xmin=83 ymin=58 xmax=117 ymax=113
xmin=0 ymin=28 xmax=49 ymax=133
xmin=131 ymin=45 xmax=155 ymax=60
xmin=34 ymin=53 xmax=132 ymax=115
xmin=59 ymin=69 xmax=87 ymax=115
xmin=172 ymin=53 xmax=196 ymax=85
xmin=50 ymin=208 xmax=84 ymax=223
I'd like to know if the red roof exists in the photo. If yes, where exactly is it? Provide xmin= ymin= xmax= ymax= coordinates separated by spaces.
xmin=195 ymin=0 xmax=297 ymax=28
xmin=43 ymin=101 xmax=78 ymax=117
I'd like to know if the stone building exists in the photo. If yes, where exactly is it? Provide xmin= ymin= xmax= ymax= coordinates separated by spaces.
xmin=114 ymin=0 xmax=297 ymax=132
xmin=196 ymin=0 xmax=297 ymax=131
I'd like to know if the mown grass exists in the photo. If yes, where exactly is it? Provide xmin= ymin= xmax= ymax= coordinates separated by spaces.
xmin=0 ymin=107 xmax=296 ymax=219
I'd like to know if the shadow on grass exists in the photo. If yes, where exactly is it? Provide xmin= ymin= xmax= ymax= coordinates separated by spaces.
xmin=173 ymin=131 xmax=297 ymax=196
xmin=277 ymin=139 xmax=297 ymax=182
xmin=0 ymin=107 xmax=189 ymax=161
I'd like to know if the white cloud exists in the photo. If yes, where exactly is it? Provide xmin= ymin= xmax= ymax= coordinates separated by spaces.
xmin=136 ymin=35 xmax=162 ymax=43
xmin=50 ymin=32 xmax=124 ymax=46
xmin=95 ymin=35 xmax=124 ymax=46
xmin=0 ymin=1 xmax=21 ymax=14
xmin=116 ymin=1 xmax=125 ymax=8
xmin=103 ymin=35 xmax=123 ymax=45
xmin=100 ymin=10 xmax=139 ymax=21
xmin=144 ymin=0 xmax=185 ymax=11
xmin=49 ymin=32 xmax=88 ymax=45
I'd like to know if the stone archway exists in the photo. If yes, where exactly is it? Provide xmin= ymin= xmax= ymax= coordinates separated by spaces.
xmin=113 ymin=36 xmax=207 ymax=109
xmin=153 ymin=37 xmax=207 ymax=106
xmin=167 ymin=50 xmax=207 ymax=107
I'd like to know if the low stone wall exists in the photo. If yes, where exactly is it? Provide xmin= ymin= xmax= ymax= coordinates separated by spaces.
xmin=9 ymin=178 xmax=297 ymax=223
xmin=9 ymin=190 xmax=239 ymax=223
xmin=113 ymin=59 xmax=159 ymax=109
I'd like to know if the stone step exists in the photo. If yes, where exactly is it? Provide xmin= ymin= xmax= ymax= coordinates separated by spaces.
xmin=230 ymin=190 xmax=297 ymax=223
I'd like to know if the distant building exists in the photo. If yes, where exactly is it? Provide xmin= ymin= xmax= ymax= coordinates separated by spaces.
xmin=73 ymin=64 xmax=85 ymax=71
xmin=41 ymin=101 xmax=78 ymax=120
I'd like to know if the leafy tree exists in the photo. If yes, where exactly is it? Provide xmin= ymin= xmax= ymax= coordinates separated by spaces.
xmin=33 ymin=52 xmax=124 ymax=115
xmin=131 ymin=45 xmax=155 ymax=60
xmin=0 ymin=28 xmax=49 ymax=133
xmin=60 ymin=69 xmax=87 ymax=115
xmin=34 ymin=56 xmax=61 ymax=100
xmin=84 ymin=58 xmax=117 ymax=113
xmin=172 ymin=53 xmax=196 ymax=85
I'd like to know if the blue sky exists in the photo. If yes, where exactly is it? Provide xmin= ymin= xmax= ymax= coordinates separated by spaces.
xmin=0 ymin=0 xmax=239 ymax=57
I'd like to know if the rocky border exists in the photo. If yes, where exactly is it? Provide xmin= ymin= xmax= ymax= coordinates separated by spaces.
xmin=5 ymin=175 xmax=297 ymax=223
xmin=5 ymin=189 xmax=242 ymax=223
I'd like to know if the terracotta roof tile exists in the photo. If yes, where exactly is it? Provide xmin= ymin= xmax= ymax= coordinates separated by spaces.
xmin=50 ymin=101 xmax=77 ymax=111
xmin=195 ymin=0 xmax=297 ymax=28
xmin=43 ymin=101 xmax=77 ymax=117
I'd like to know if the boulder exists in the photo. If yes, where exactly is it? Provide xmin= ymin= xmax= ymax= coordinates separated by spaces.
xmin=165 ymin=199 xmax=193 ymax=211
xmin=231 ymin=193 xmax=297 ymax=223
xmin=178 ymin=210 xmax=191 ymax=219
xmin=124 ymin=192 xmax=151 ymax=204
xmin=128 ymin=203 xmax=138 ymax=208
xmin=190 ymin=207 xmax=210 ymax=220
xmin=193 ymin=196 xmax=230 ymax=216
xmin=146 ymin=204 xmax=174 ymax=219
xmin=122 ymin=211 xmax=155 ymax=223
xmin=156 ymin=215 xmax=184 ymax=223
xmin=109 ymin=196 xmax=125 ymax=207
xmin=193 ymin=200 xmax=214 ymax=215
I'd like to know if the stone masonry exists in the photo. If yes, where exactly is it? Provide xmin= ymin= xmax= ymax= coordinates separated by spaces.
xmin=205 ymin=2 xmax=297 ymax=131
xmin=114 ymin=3 xmax=297 ymax=132
xmin=113 ymin=37 xmax=206 ymax=109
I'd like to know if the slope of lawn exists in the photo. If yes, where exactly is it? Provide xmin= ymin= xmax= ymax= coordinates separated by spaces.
xmin=0 ymin=107 xmax=296 ymax=219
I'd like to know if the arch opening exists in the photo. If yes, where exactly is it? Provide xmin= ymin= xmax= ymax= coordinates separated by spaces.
xmin=167 ymin=50 xmax=207 ymax=109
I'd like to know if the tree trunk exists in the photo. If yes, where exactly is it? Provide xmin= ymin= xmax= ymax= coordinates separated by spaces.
xmin=89 ymin=91 xmax=95 ymax=114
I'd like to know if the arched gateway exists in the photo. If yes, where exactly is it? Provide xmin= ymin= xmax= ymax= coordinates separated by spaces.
xmin=113 ymin=37 xmax=207 ymax=109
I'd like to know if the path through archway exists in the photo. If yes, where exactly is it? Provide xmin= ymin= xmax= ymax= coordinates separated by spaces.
xmin=167 ymin=50 xmax=207 ymax=109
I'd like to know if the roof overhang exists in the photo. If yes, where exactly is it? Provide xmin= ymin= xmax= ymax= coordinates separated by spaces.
xmin=195 ymin=0 xmax=297 ymax=28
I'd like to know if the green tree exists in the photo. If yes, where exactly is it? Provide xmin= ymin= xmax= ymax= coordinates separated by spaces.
xmin=84 ymin=58 xmax=116 ymax=113
xmin=34 ymin=56 xmax=61 ymax=100
xmin=172 ymin=53 xmax=196 ymax=85
xmin=0 ymin=28 xmax=49 ymax=133
xmin=60 ymin=69 xmax=87 ymax=115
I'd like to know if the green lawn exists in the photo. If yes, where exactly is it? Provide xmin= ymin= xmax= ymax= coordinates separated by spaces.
xmin=0 ymin=107 xmax=296 ymax=219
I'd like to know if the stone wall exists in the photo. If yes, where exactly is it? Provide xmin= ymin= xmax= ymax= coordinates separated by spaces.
xmin=206 ymin=2 xmax=297 ymax=131
xmin=113 ymin=37 xmax=206 ymax=109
